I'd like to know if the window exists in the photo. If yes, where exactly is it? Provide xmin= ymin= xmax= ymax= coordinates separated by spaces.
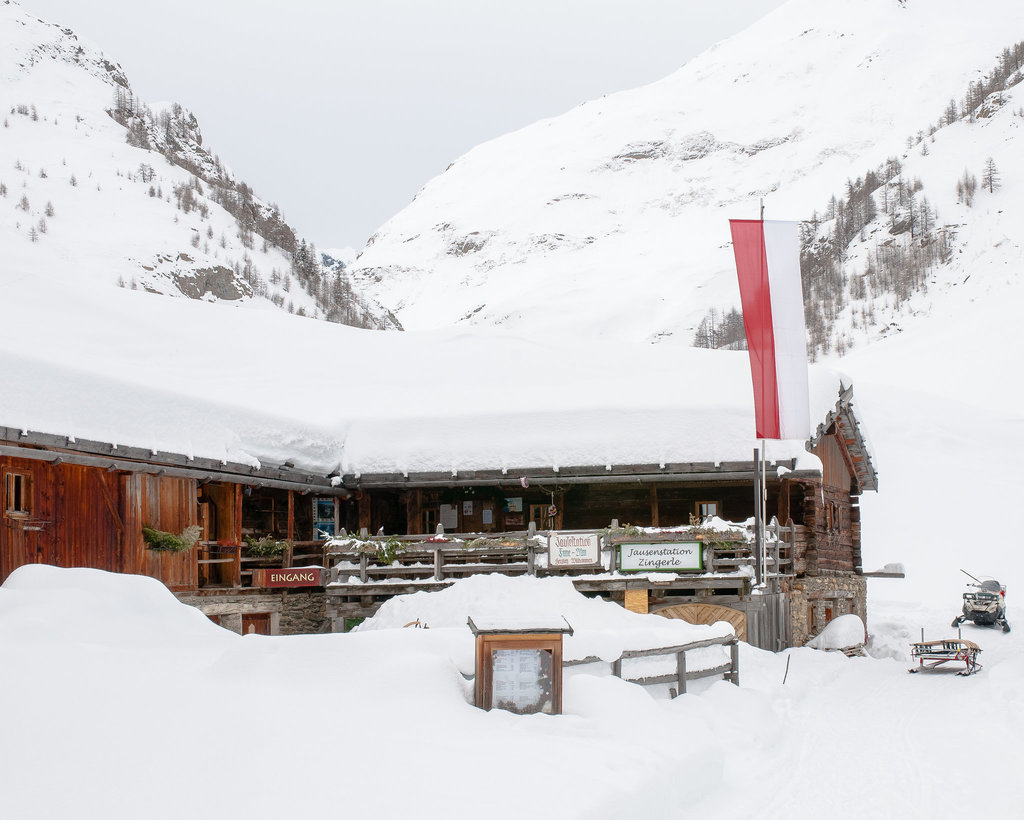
xmin=4 ymin=472 xmax=31 ymax=516
xmin=811 ymin=602 xmax=835 ymax=633
xmin=528 ymin=504 xmax=552 ymax=530
xmin=826 ymin=501 xmax=842 ymax=533
xmin=696 ymin=501 xmax=719 ymax=520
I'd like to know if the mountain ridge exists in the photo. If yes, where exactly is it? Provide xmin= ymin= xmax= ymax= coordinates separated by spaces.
xmin=0 ymin=0 xmax=395 ymax=329
xmin=347 ymin=0 xmax=1024 ymax=348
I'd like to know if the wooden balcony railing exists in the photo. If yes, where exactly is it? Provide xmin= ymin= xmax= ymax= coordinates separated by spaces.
xmin=326 ymin=519 xmax=793 ymax=587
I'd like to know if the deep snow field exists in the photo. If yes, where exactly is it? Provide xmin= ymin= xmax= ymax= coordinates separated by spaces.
xmin=1 ymin=514 xmax=1020 ymax=820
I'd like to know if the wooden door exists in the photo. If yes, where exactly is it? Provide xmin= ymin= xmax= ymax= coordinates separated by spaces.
xmin=241 ymin=613 xmax=271 ymax=635
xmin=461 ymin=499 xmax=481 ymax=532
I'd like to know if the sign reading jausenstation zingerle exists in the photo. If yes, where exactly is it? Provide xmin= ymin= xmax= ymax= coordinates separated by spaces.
xmin=618 ymin=542 xmax=703 ymax=572
xmin=548 ymin=532 xmax=601 ymax=567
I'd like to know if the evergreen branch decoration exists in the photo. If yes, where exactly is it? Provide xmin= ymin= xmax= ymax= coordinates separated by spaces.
xmin=244 ymin=535 xmax=289 ymax=556
xmin=372 ymin=537 xmax=405 ymax=564
xmin=143 ymin=524 xmax=202 ymax=552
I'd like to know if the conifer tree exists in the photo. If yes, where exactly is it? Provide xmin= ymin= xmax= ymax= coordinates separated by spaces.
xmin=982 ymin=157 xmax=1000 ymax=193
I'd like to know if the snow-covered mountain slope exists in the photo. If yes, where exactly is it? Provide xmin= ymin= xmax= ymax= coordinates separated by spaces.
xmin=0 ymin=0 xmax=390 ymax=328
xmin=793 ymin=51 xmax=1024 ymax=358
xmin=349 ymin=0 xmax=1024 ymax=343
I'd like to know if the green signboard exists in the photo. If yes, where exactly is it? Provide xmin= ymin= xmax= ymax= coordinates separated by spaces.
xmin=619 ymin=541 xmax=703 ymax=572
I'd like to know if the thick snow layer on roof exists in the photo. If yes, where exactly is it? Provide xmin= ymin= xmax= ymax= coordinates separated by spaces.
xmin=0 ymin=279 xmax=848 ymax=477
xmin=0 ymin=0 xmax=871 ymax=480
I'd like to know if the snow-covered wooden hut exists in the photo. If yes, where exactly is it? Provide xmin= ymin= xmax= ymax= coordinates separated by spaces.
xmin=0 ymin=299 xmax=876 ymax=645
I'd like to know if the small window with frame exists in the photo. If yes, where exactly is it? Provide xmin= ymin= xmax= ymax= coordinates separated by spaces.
xmin=5 ymin=472 xmax=32 ymax=516
xmin=696 ymin=500 xmax=719 ymax=521
xmin=826 ymin=501 xmax=841 ymax=533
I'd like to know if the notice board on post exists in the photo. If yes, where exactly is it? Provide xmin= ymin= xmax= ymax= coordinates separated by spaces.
xmin=468 ymin=616 xmax=573 ymax=715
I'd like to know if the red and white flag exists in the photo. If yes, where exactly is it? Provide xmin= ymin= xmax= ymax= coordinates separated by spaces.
xmin=729 ymin=219 xmax=810 ymax=440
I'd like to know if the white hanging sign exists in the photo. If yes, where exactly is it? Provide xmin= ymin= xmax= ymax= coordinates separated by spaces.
xmin=548 ymin=532 xmax=601 ymax=568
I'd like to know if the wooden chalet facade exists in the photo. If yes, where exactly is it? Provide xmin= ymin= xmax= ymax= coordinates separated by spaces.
xmin=0 ymin=427 xmax=351 ymax=634
xmin=2 ymin=384 xmax=877 ymax=647
xmin=330 ymin=386 xmax=877 ymax=647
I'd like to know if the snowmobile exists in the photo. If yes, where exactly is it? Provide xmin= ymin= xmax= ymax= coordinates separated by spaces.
xmin=951 ymin=569 xmax=1010 ymax=633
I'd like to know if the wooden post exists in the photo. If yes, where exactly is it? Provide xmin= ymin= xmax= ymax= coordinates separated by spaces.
xmin=406 ymin=489 xmax=422 ymax=536
xmin=234 ymin=483 xmax=243 ymax=545
xmin=624 ymin=588 xmax=648 ymax=614
xmin=676 ymin=650 xmax=687 ymax=696
xmin=612 ymin=658 xmax=622 ymax=678
xmin=358 ymin=492 xmax=372 ymax=535
xmin=286 ymin=490 xmax=295 ymax=566
xmin=359 ymin=553 xmax=368 ymax=583
xmin=729 ymin=640 xmax=740 ymax=687
xmin=649 ymin=484 xmax=659 ymax=527
xmin=232 ymin=483 xmax=243 ymax=588
xmin=753 ymin=448 xmax=763 ymax=585
xmin=433 ymin=548 xmax=443 ymax=581
xmin=527 ymin=542 xmax=536 ymax=576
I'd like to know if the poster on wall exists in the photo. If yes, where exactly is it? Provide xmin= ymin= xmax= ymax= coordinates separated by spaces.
xmin=618 ymin=541 xmax=703 ymax=572
xmin=463 ymin=500 xmax=474 ymax=516
xmin=313 ymin=497 xmax=336 ymax=540
xmin=504 ymin=497 xmax=523 ymax=512
xmin=440 ymin=504 xmax=459 ymax=530
xmin=315 ymin=498 xmax=335 ymax=521
xmin=548 ymin=532 xmax=601 ymax=568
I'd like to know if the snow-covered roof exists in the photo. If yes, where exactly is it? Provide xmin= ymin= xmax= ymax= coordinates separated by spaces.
xmin=0 ymin=282 xmax=870 ymax=487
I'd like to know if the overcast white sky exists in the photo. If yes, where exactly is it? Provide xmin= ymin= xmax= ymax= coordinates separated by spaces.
xmin=26 ymin=0 xmax=787 ymax=251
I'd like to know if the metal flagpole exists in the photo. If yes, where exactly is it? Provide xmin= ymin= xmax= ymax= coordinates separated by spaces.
xmin=762 ymin=439 xmax=768 ymax=590
xmin=761 ymin=195 xmax=770 ymax=589
xmin=757 ymin=197 xmax=767 ymax=588
xmin=753 ymin=446 xmax=762 ymax=586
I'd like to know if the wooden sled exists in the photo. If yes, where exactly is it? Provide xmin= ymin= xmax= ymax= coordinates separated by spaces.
xmin=909 ymin=638 xmax=982 ymax=676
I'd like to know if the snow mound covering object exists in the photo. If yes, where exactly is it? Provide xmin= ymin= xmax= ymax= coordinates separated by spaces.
xmin=806 ymin=613 xmax=866 ymax=650
xmin=0 ymin=564 xmax=234 ymax=648
xmin=357 ymin=574 xmax=734 ymax=665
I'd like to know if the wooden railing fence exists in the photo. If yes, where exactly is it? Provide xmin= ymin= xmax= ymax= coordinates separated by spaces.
xmin=194 ymin=519 xmax=793 ymax=590
xmin=197 ymin=540 xmax=329 ymax=588
xmin=328 ymin=519 xmax=794 ymax=585
xmin=563 ymin=634 xmax=740 ymax=697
